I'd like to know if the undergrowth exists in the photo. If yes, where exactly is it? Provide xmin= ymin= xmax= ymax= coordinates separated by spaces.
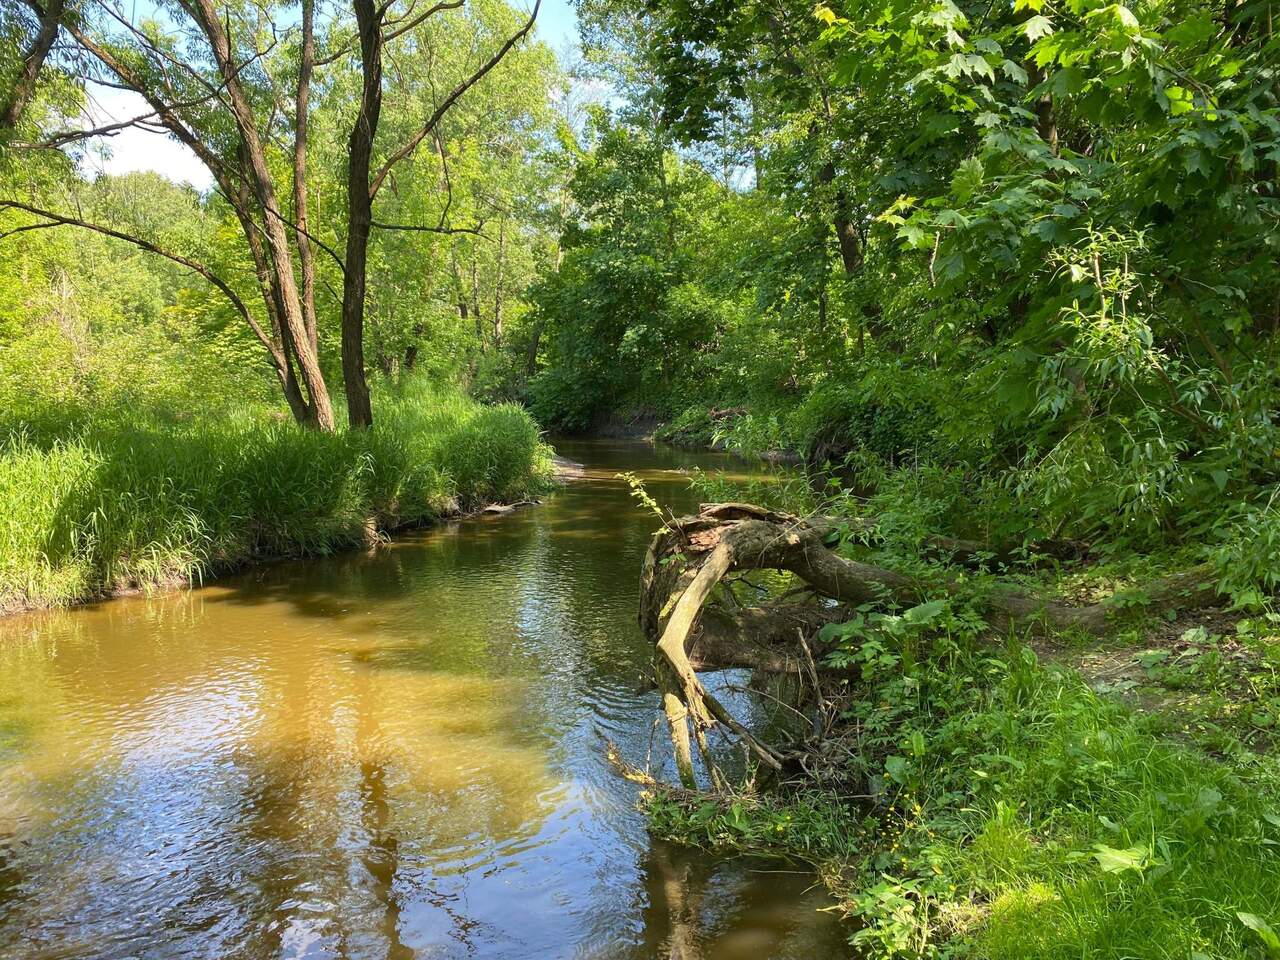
xmin=0 ymin=378 xmax=552 ymax=612
xmin=647 ymin=593 xmax=1280 ymax=958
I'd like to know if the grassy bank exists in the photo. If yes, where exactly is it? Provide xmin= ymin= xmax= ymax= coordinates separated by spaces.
xmin=646 ymin=584 xmax=1280 ymax=958
xmin=631 ymin=445 xmax=1280 ymax=958
xmin=0 ymin=382 xmax=552 ymax=613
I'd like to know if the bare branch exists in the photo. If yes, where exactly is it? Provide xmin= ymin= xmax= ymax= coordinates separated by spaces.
xmin=313 ymin=37 xmax=358 ymax=66
xmin=93 ymin=0 xmax=226 ymax=103
xmin=261 ymin=201 xmax=348 ymax=274
xmin=369 ymin=0 xmax=541 ymax=198
xmin=383 ymin=0 xmax=463 ymax=42
xmin=27 ymin=81 xmax=231 ymax=150
xmin=61 ymin=18 xmax=237 ymax=187
xmin=371 ymin=219 xmax=489 ymax=237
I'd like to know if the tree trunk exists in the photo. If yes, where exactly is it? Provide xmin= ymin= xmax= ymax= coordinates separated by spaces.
xmin=640 ymin=503 xmax=1222 ymax=790
xmin=524 ymin=315 xmax=545 ymax=376
xmin=493 ymin=217 xmax=506 ymax=348
xmin=56 ymin=18 xmax=333 ymax=426
xmin=340 ymin=0 xmax=382 ymax=430
xmin=404 ymin=322 xmax=423 ymax=372
xmin=833 ymin=205 xmax=862 ymax=274
xmin=190 ymin=0 xmax=335 ymax=431
xmin=294 ymin=0 xmax=320 ymax=354
xmin=232 ymin=177 xmax=316 ymax=427
xmin=278 ymin=330 xmax=316 ymax=425
xmin=1 ymin=0 xmax=64 ymax=131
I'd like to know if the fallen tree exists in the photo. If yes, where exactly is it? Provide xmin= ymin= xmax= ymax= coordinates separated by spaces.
xmin=639 ymin=503 xmax=1220 ymax=790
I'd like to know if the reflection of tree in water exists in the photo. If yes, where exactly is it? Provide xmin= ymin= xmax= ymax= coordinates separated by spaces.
xmin=621 ymin=841 xmax=847 ymax=960
xmin=352 ymin=759 xmax=415 ymax=960
xmin=0 ymin=830 xmax=26 ymax=911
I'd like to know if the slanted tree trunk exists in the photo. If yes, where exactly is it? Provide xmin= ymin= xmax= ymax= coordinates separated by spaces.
xmin=1 ymin=0 xmax=64 ymax=131
xmin=49 ymin=13 xmax=334 ymax=428
xmin=189 ymin=0 xmax=336 ymax=431
xmin=294 ymin=0 xmax=320 ymax=355
xmin=30 ymin=0 xmax=538 ymax=430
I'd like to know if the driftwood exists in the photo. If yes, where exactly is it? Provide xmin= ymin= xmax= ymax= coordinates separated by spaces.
xmin=640 ymin=502 xmax=1218 ymax=789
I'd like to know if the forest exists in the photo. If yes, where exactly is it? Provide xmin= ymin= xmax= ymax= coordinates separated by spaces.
xmin=2 ymin=0 xmax=1280 ymax=954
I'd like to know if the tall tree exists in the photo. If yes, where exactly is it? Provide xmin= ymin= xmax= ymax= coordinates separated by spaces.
xmin=1 ymin=0 xmax=542 ymax=428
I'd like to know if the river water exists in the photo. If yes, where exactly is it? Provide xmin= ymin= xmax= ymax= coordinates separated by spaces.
xmin=0 ymin=440 xmax=848 ymax=959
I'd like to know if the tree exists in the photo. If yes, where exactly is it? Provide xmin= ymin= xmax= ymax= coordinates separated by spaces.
xmin=0 ymin=0 xmax=543 ymax=428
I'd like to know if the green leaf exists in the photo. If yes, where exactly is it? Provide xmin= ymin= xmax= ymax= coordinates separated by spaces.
xmin=1092 ymin=843 xmax=1155 ymax=873
xmin=1196 ymin=786 xmax=1223 ymax=813
xmin=905 ymin=599 xmax=947 ymax=624
xmin=1164 ymin=85 xmax=1194 ymax=116
xmin=1024 ymin=15 xmax=1054 ymax=40
xmin=885 ymin=756 xmax=910 ymax=784
xmin=952 ymin=156 xmax=985 ymax=201
xmin=1001 ymin=60 xmax=1029 ymax=84
xmin=898 ymin=222 xmax=929 ymax=248
xmin=1238 ymin=913 xmax=1280 ymax=955
xmin=909 ymin=729 xmax=927 ymax=757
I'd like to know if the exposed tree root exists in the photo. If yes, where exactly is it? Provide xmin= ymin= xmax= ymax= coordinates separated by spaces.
xmin=639 ymin=502 xmax=1219 ymax=790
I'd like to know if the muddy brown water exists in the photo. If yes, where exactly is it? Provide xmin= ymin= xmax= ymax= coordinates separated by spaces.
xmin=0 ymin=440 xmax=849 ymax=959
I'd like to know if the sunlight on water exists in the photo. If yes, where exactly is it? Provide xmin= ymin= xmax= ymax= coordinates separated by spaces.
xmin=0 ymin=440 xmax=848 ymax=959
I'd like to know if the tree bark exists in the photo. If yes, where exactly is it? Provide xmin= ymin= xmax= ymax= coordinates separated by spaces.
xmin=294 ymin=0 xmax=320 ymax=354
xmin=60 ymin=17 xmax=329 ymax=427
xmin=1 ymin=0 xmax=64 ymax=131
xmin=492 ymin=217 xmax=506 ymax=348
xmin=340 ymin=0 xmax=382 ymax=430
xmin=524 ymin=314 xmax=545 ymax=376
xmin=230 ymin=170 xmax=316 ymax=427
xmin=187 ymin=0 xmax=336 ymax=431
xmin=833 ymin=201 xmax=863 ymax=274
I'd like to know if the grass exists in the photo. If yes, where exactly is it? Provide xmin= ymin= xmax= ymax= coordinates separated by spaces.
xmin=0 ymin=378 xmax=552 ymax=612
xmin=646 ymin=598 xmax=1280 ymax=959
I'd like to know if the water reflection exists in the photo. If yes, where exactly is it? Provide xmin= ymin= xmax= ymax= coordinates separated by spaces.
xmin=0 ymin=440 xmax=848 ymax=959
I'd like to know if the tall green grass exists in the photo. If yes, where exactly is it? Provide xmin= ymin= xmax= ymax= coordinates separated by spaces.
xmin=0 ymin=380 xmax=551 ymax=612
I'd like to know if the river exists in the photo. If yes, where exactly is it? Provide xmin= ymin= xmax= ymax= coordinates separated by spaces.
xmin=0 ymin=439 xmax=848 ymax=959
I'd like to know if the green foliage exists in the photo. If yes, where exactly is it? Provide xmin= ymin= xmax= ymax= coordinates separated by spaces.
xmin=530 ymin=0 xmax=1280 ymax=603
xmin=1208 ymin=494 xmax=1280 ymax=609
xmin=526 ymin=114 xmax=734 ymax=429
xmin=651 ymin=603 xmax=1280 ymax=958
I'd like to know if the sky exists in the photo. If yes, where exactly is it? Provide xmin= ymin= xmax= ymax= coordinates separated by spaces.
xmin=80 ymin=0 xmax=580 ymax=192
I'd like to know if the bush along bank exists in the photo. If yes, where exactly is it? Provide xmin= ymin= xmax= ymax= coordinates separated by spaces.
xmin=0 ymin=384 xmax=553 ymax=614
xmin=632 ymin=479 xmax=1280 ymax=959
xmin=647 ymin=609 xmax=1280 ymax=959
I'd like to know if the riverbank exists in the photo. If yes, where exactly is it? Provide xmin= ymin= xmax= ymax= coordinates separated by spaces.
xmin=0 ymin=385 xmax=553 ymax=615
xmin=564 ymin=407 xmax=804 ymax=465
xmin=638 ymin=503 xmax=1280 ymax=959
